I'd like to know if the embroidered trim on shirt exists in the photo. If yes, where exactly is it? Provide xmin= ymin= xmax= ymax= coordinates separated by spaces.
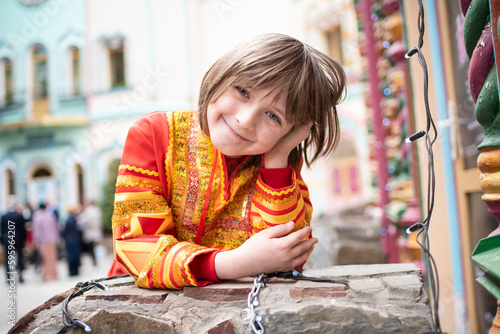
xmin=116 ymin=181 xmax=162 ymax=191
xmin=255 ymin=179 xmax=295 ymax=196
xmin=120 ymin=164 xmax=159 ymax=177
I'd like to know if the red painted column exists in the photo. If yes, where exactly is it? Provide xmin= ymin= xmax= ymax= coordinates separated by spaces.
xmin=360 ymin=0 xmax=398 ymax=263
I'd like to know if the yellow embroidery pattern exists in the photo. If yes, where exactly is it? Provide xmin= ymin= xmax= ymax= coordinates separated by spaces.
xmin=119 ymin=164 xmax=159 ymax=177
xmin=253 ymin=191 xmax=297 ymax=205
xmin=113 ymin=196 xmax=168 ymax=220
xmin=116 ymin=181 xmax=162 ymax=191
xmin=297 ymin=179 xmax=307 ymax=187
xmin=256 ymin=179 xmax=295 ymax=196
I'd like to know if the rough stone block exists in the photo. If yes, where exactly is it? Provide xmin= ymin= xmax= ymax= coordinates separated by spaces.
xmin=67 ymin=310 xmax=174 ymax=334
xmin=204 ymin=319 xmax=236 ymax=334
xmin=85 ymin=286 xmax=169 ymax=304
xmin=382 ymin=274 xmax=422 ymax=299
xmin=348 ymin=278 xmax=383 ymax=292
xmin=304 ymin=263 xmax=420 ymax=278
xmin=184 ymin=281 xmax=252 ymax=302
xmin=289 ymin=280 xmax=347 ymax=300
xmin=8 ymin=287 xmax=77 ymax=334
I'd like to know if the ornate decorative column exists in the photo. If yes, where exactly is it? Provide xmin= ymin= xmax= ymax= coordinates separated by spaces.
xmin=462 ymin=0 xmax=500 ymax=332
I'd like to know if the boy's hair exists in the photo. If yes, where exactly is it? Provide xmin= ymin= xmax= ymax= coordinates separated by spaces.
xmin=198 ymin=33 xmax=346 ymax=168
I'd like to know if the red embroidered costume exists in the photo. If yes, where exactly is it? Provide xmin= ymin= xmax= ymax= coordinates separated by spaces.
xmin=110 ymin=110 xmax=313 ymax=289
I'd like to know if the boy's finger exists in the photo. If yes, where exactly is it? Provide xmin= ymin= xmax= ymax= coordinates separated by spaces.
xmin=262 ymin=222 xmax=295 ymax=238
xmin=280 ymin=226 xmax=312 ymax=245
xmin=292 ymin=246 xmax=315 ymax=268
xmin=291 ymin=237 xmax=317 ymax=257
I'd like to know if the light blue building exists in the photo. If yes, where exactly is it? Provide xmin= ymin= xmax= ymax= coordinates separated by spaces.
xmin=0 ymin=0 xmax=92 ymax=217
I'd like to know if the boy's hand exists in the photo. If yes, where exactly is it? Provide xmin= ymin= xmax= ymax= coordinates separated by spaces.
xmin=214 ymin=222 xmax=318 ymax=280
xmin=264 ymin=122 xmax=313 ymax=169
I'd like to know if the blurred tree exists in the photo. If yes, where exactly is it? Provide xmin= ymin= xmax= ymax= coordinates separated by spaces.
xmin=100 ymin=158 xmax=120 ymax=234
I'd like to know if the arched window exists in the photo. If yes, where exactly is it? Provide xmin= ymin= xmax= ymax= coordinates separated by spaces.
xmin=33 ymin=167 xmax=52 ymax=178
xmin=106 ymin=37 xmax=125 ymax=88
xmin=70 ymin=46 xmax=81 ymax=96
xmin=6 ymin=169 xmax=15 ymax=195
xmin=2 ymin=58 xmax=14 ymax=105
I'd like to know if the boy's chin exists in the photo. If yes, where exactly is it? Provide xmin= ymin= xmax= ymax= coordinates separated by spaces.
xmin=218 ymin=148 xmax=244 ymax=158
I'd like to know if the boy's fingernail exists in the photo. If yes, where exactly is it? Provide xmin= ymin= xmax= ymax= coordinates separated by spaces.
xmin=286 ymin=222 xmax=294 ymax=227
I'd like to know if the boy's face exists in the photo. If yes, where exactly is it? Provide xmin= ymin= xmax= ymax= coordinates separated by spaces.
xmin=207 ymin=84 xmax=293 ymax=158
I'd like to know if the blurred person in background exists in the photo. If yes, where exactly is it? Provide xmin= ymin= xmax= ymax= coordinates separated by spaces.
xmin=78 ymin=201 xmax=103 ymax=266
xmin=62 ymin=207 xmax=82 ymax=276
xmin=32 ymin=203 xmax=59 ymax=282
xmin=1 ymin=201 xmax=27 ymax=282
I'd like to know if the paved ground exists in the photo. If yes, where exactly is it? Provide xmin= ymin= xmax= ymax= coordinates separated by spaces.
xmin=0 ymin=244 xmax=114 ymax=334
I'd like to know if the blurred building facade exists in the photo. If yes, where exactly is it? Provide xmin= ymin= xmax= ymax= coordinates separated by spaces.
xmin=0 ymin=0 xmax=89 ymax=213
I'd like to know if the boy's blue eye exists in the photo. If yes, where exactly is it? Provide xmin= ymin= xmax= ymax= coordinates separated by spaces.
xmin=266 ymin=112 xmax=280 ymax=123
xmin=236 ymin=87 xmax=249 ymax=98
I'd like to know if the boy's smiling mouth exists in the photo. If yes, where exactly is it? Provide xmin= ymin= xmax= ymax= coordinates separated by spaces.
xmin=223 ymin=117 xmax=251 ymax=141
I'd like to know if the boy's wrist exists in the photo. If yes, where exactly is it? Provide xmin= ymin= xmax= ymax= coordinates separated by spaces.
xmin=214 ymin=250 xmax=238 ymax=280
xmin=214 ymin=248 xmax=256 ymax=280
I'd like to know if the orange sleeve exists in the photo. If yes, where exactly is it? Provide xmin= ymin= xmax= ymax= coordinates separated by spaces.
xmin=251 ymin=162 xmax=313 ymax=232
xmin=250 ymin=163 xmax=313 ymax=269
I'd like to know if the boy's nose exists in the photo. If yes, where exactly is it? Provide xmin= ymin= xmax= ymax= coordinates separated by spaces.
xmin=235 ymin=107 xmax=257 ymax=130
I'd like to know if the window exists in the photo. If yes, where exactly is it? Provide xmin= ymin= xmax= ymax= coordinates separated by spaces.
xmin=33 ymin=44 xmax=48 ymax=99
xmin=33 ymin=167 xmax=52 ymax=178
xmin=326 ymin=27 xmax=343 ymax=65
xmin=6 ymin=169 xmax=15 ymax=195
xmin=70 ymin=46 xmax=81 ymax=96
xmin=3 ymin=58 xmax=13 ymax=105
xmin=108 ymin=43 xmax=125 ymax=88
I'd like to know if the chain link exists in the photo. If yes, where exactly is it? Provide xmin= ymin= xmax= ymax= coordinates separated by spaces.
xmin=246 ymin=271 xmax=348 ymax=333
xmin=248 ymin=273 xmax=268 ymax=334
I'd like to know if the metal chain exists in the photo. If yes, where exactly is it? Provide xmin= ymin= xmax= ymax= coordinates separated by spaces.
xmin=58 ymin=274 xmax=130 ymax=334
xmin=247 ymin=273 xmax=268 ymax=334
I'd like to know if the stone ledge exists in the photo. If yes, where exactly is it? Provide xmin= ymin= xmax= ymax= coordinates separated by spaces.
xmin=184 ymin=280 xmax=254 ymax=302
xmin=78 ymin=310 xmax=175 ymax=334
xmin=86 ymin=286 xmax=169 ymax=304
xmin=8 ymin=287 xmax=77 ymax=334
xmin=11 ymin=264 xmax=434 ymax=334
xmin=289 ymin=280 xmax=347 ymax=300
